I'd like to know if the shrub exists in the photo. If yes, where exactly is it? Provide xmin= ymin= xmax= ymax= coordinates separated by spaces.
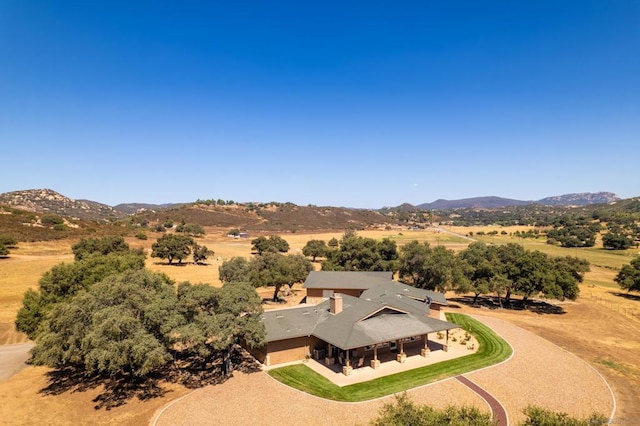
xmin=0 ymin=235 xmax=18 ymax=247
xmin=41 ymin=214 xmax=64 ymax=226
xmin=521 ymin=405 xmax=608 ymax=425
xmin=136 ymin=232 xmax=148 ymax=240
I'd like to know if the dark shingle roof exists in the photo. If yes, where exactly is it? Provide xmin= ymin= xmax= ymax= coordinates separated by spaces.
xmin=264 ymin=272 xmax=457 ymax=349
xmin=311 ymin=294 xmax=457 ymax=350
xmin=261 ymin=304 xmax=328 ymax=342
xmin=303 ymin=271 xmax=393 ymax=290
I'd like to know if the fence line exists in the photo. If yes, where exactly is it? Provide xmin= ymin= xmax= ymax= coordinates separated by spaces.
xmin=590 ymin=294 xmax=640 ymax=321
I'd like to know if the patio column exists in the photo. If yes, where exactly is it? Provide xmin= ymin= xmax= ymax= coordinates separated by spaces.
xmin=421 ymin=333 xmax=430 ymax=357
xmin=325 ymin=344 xmax=335 ymax=366
xmin=342 ymin=349 xmax=353 ymax=376
xmin=396 ymin=340 xmax=407 ymax=363
xmin=371 ymin=344 xmax=380 ymax=369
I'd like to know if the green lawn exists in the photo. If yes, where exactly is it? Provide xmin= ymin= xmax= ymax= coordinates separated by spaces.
xmin=267 ymin=313 xmax=512 ymax=401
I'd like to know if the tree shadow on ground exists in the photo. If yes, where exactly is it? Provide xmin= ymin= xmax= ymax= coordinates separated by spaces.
xmin=449 ymin=295 xmax=566 ymax=315
xmin=609 ymin=291 xmax=640 ymax=302
xmin=151 ymin=261 xmax=188 ymax=267
xmin=39 ymin=346 xmax=262 ymax=410
xmin=40 ymin=367 xmax=172 ymax=410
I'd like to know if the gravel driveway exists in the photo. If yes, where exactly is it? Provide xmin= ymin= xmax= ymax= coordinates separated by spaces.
xmin=152 ymin=315 xmax=614 ymax=426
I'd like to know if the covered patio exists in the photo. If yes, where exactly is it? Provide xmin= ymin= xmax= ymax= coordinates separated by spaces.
xmin=313 ymin=297 xmax=461 ymax=376
xmin=266 ymin=331 xmax=477 ymax=387
xmin=259 ymin=279 xmax=467 ymax=371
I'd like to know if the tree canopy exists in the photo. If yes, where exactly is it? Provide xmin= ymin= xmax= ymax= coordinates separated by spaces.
xmin=322 ymin=232 xmax=398 ymax=272
xmin=615 ymin=257 xmax=640 ymax=292
xmin=192 ymin=243 xmax=214 ymax=265
xmin=219 ymin=253 xmax=313 ymax=301
xmin=369 ymin=394 xmax=607 ymax=426
xmin=16 ymin=248 xmax=146 ymax=339
xmin=602 ymin=229 xmax=635 ymax=250
xmin=176 ymin=223 xmax=206 ymax=237
xmin=396 ymin=240 xmax=589 ymax=307
xmin=19 ymin=241 xmax=265 ymax=404
xmin=251 ymin=235 xmax=290 ymax=255
xmin=249 ymin=253 xmax=313 ymax=301
xmin=72 ymin=236 xmax=132 ymax=261
xmin=151 ymin=234 xmax=195 ymax=264
xmin=302 ymin=239 xmax=328 ymax=262
xmin=30 ymin=269 xmax=265 ymax=380
xmin=397 ymin=241 xmax=462 ymax=292
xmin=0 ymin=235 xmax=17 ymax=257
xmin=218 ymin=256 xmax=252 ymax=284
xmin=370 ymin=393 xmax=494 ymax=426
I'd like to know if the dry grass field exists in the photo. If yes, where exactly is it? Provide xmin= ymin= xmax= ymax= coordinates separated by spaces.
xmin=0 ymin=227 xmax=639 ymax=424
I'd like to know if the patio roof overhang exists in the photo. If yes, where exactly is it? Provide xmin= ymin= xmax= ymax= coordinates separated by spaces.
xmin=314 ymin=312 xmax=459 ymax=351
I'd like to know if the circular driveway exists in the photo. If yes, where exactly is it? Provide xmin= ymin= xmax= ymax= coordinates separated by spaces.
xmin=152 ymin=315 xmax=614 ymax=425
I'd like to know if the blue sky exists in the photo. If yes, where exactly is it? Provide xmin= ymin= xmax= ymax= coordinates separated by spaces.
xmin=1 ymin=1 xmax=638 ymax=208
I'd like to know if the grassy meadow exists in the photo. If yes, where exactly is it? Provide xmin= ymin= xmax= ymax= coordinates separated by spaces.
xmin=2 ymin=225 xmax=638 ymax=345
xmin=0 ymin=225 xmax=639 ymax=422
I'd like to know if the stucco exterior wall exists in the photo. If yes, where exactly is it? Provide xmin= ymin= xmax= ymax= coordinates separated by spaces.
xmin=265 ymin=337 xmax=309 ymax=366
xmin=262 ymin=335 xmax=326 ymax=366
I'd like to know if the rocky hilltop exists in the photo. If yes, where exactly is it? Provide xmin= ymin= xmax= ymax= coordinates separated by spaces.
xmin=416 ymin=192 xmax=620 ymax=210
xmin=537 ymin=192 xmax=620 ymax=206
xmin=0 ymin=189 xmax=124 ymax=221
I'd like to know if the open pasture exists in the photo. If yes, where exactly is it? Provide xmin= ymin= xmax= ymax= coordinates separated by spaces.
xmin=0 ymin=226 xmax=639 ymax=424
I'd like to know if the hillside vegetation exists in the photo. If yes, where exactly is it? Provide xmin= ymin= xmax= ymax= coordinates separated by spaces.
xmin=136 ymin=202 xmax=397 ymax=233
xmin=0 ymin=205 xmax=131 ymax=242
xmin=0 ymin=189 xmax=124 ymax=221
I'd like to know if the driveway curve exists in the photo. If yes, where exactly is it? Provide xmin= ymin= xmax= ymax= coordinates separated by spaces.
xmin=0 ymin=342 xmax=34 ymax=382
xmin=151 ymin=315 xmax=614 ymax=426
xmin=456 ymin=375 xmax=508 ymax=425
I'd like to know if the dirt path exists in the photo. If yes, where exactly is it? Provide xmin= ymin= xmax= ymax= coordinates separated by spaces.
xmin=151 ymin=315 xmax=613 ymax=425
xmin=456 ymin=375 xmax=508 ymax=425
xmin=0 ymin=343 xmax=34 ymax=382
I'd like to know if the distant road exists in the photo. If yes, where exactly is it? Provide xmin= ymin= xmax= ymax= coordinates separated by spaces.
xmin=0 ymin=342 xmax=34 ymax=381
xmin=432 ymin=226 xmax=477 ymax=242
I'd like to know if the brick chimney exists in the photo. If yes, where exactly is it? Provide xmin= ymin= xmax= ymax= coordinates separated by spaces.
xmin=330 ymin=293 xmax=343 ymax=315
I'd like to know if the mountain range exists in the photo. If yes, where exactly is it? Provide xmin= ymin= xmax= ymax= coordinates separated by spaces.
xmin=0 ymin=188 xmax=622 ymax=223
xmin=415 ymin=192 xmax=620 ymax=210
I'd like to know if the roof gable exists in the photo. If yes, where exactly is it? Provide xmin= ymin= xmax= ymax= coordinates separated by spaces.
xmin=359 ymin=306 xmax=409 ymax=322
xmin=263 ymin=272 xmax=455 ymax=350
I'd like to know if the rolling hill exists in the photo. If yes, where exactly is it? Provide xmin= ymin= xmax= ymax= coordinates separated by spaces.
xmin=416 ymin=192 xmax=620 ymax=210
xmin=0 ymin=189 xmax=124 ymax=221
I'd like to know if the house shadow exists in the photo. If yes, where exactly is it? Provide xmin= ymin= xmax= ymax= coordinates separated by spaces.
xmin=449 ymin=295 xmax=566 ymax=315
xmin=609 ymin=291 xmax=640 ymax=302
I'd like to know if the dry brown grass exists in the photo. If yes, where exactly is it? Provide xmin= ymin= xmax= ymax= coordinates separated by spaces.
xmin=0 ymin=228 xmax=639 ymax=424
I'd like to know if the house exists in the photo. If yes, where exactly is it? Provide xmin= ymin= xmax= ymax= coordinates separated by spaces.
xmin=255 ymin=271 xmax=459 ymax=375
xmin=303 ymin=271 xmax=448 ymax=319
